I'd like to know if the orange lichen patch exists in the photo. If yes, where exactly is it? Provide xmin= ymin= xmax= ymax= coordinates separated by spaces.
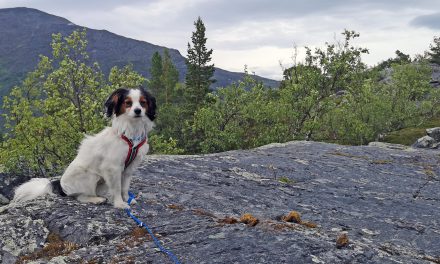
xmin=117 ymin=227 xmax=155 ymax=252
xmin=17 ymin=233 xmax=79 ymax=264
xmin=218 ymin=216 xmax=239 ymax=225
xmin=282 ymin=211 xmax=302 ymax=223
xmin=167 ymin=204 xmax=185 ymax=211
xmin=130 ymin=227 xmax=151 ymax=240
xmin=336 ymin=233 xmax=349 ymax=249
xmin=301 ymin=221 xmax=318 ymax=228
xmin=240 ymin=213 xmax=259 ymax=227
xmin=192 ymin=208 xmax=216 ymax=218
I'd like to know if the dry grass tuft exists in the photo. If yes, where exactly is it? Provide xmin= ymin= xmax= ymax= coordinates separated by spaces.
xmin=336 ymin=233 xmax=349 ymax=249
xmin=281 ymin=211 xmax=302 ymax=223
xmin=167 ymin=204 xmax=185 ymax=211
xmin=218 ymin=216 xmax=239 ymax=225
xmin=17 ymin=232 xmax=79 ymax=264
xmin=301 ymin=221 xmax=318 ymax=228
xmin=240 ymin=213 xmax=259 ymax=227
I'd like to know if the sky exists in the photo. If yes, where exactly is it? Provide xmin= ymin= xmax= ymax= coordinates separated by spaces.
xmin=1 ymin=0 xmax=440 ymax=80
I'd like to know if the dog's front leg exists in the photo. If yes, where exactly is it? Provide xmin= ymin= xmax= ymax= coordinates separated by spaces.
xmin=105 ymin=169 xmax=129 ymax=209
xmin=121 ymin=173 xmax=136 ymax=205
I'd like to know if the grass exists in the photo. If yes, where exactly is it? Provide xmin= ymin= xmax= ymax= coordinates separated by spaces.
xmin=383 ymin=116 xmax=440 ymax=146
xmin=279 ymin=177 xmax=295 ymax=185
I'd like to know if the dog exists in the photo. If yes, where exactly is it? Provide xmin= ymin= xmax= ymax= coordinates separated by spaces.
xmin=11 ymin=87 xmax=156 ymax=209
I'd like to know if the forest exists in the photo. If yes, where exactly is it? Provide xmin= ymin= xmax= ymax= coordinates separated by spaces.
xmin=1 ymin=17 xmax=440 ymax=177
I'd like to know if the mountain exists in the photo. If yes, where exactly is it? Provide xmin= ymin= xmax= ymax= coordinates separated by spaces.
xmin=0 ymin=7 xmax=279 ymax=103
xmin=1 ymin=141 xmax=439 ymax=263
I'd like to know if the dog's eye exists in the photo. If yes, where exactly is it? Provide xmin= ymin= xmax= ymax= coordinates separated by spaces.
xmin=125 ymin=101 xmax=132 ymax=107
xmin=140 ymin=101 xmax=147 ymax=107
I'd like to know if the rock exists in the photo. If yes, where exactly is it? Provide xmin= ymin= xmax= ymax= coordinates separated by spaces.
xmin=413 ymin=135 xmax=436 ymax=148
xmin=1 ymin=141 xmax=439 ymax=263
xmin=368 ymin=141 xmax=412 ymax=150
xmin=0 ymin=194 xmax=9 ymax=205
xmin=431 ymin=63 xmax=440 ymax=88
xmin=426 ymin=127 xmax=440 ymax=142
xmin=0 ymin=172 xmax=32 ymax=200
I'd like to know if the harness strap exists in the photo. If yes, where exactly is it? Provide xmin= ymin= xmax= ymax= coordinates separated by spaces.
xmin=121 ymin=134 xmax=147 ymax=169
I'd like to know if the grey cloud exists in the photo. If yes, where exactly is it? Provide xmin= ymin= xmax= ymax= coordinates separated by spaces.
xmin=174 ymin=0 xmax=440 ymax=28
xmin=411 ymin=13 xmax=440 ymax=29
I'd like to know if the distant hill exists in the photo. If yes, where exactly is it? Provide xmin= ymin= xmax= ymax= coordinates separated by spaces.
xmin=0 ymin=7 xmax=279 ymax=107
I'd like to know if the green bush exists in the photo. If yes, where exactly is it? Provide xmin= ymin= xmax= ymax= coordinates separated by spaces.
xmin=0 ymin=30 xmax=145 ymax=176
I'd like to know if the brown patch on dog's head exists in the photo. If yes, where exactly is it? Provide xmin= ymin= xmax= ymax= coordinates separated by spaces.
xmin=105 ymin=88 xmax=129 ymax=117
xmin=139 ymin=87 xmax=156 ymax=121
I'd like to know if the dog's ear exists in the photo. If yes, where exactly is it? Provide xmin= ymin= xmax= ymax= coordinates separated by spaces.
xmin=105 ymin=88 xmax=129 ymax=117
xmin=140 ymin=87 xmax=157 ymax=121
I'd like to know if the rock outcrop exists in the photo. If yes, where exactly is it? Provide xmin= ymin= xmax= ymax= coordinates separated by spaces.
xmin=413 ymin=127 xmax=440 ymax=149
xmin=1 ymin=141 xmax=439 ymax=263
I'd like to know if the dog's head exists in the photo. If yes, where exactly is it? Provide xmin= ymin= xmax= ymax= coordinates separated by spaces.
xmin=105 ymin=87 xmax=156 ymax=121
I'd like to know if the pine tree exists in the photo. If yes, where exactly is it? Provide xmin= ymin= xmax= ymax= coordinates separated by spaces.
xmin=428 ymin=36 xmax=440 ymax=64
xmin=161 ymin=49 xmax=179 ymax=104
xmin=185 ymin=17 xmax=215 ymax=110
xmin=148 ymin=51 xmax=163 ymax=98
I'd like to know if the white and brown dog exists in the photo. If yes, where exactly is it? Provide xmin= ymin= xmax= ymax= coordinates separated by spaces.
xmin=12 ymin=87 xmax=156 ymax=209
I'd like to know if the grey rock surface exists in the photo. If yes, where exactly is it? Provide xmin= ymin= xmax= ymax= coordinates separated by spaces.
xmin=431 ymin=63 xmax=440 ymax=87
xmin=0 ymin=141 xmax=439 ymax=263
xmin=427 ymin=127 xmax=440 ymax=142
xmin=0 ymin=194 xmax=9 ymax=205
xmin=413 ymin=135 xmax=437 ymax=149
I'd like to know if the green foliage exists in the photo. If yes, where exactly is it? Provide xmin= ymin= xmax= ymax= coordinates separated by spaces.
xmin=0 ymin=30 xmax=143 ymax=176
xmin=2 ymin=25 xmax=440 ymax=175
xmin=280 ymin=30 xmax=369 ymax=140
xmin=186 ymin=74 xmax=283 ymax=153
xmin=184 ymin=30 xmax=439 ymax=151
xmin=149 ymin=134 xmax=184 ymax=155
xmin=109 ymin=64 xmax=146 ymax=89
xmin=375 ymin=50 xmax=412 ymax=71
xmin=321 ymin=59 xmax=434 ymax=145
xmin=427 ymin=36 xmax=440 ymax=64
xmin=185 ymin=17 xmax=215 ymax=111
xmin=147 ymin=49 xmax=184 ymax=152
xmin=160 ymin=49 xmax=179 ymax=105
xmin=384 ymin=117 xmax=440 ymax=145
xmin=148 ymin=51 xmax=163 ymax=97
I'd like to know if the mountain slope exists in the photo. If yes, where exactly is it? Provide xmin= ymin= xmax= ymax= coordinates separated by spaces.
xmin=0 ymin=7 xmax=279 ymax=101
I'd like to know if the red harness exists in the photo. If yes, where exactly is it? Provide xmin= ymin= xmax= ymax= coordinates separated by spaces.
xmin=120 ymin=134 xmax=147 ymax=169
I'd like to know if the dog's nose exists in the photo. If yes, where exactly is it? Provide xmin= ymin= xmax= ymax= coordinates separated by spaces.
xmin=134 ymin=108 xmax=141 ymax=115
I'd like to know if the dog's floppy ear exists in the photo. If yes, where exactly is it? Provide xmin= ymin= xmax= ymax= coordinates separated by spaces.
xmin=140 ymin=87 xmax=157 ymax=121
xmin=105 ymin=88 xmax=129 ymax=117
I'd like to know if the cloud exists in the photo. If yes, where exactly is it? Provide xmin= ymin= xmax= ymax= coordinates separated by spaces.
xmin=1 ymin=0 xmax=440 ymax=80
xmin=411 ymin=13 xmax=440 ymax=30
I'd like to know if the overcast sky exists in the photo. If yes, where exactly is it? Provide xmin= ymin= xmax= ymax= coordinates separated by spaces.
xmin=1 ymin=0 xmax=440 ymax=80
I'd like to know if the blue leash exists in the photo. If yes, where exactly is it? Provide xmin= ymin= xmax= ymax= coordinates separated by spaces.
xmin=125 ymin=192 xmax=181 ymax=264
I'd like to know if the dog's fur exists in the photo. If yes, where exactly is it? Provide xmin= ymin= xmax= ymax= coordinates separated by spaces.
xmin=11 ymin=87 xmax=156 ymax=209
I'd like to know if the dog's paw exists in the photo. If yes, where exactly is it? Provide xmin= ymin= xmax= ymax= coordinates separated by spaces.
xmin=114 ymin=201 xmax=130 ymax=209
xmin=128 ymin=198 xmax=137 ymax=205
xmin=91 ymin=197 xmax=107 ymax=204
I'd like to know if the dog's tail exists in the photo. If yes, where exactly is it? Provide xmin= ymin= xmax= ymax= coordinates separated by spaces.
xmin=13 ymin=178 xmax=66 ymax=203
